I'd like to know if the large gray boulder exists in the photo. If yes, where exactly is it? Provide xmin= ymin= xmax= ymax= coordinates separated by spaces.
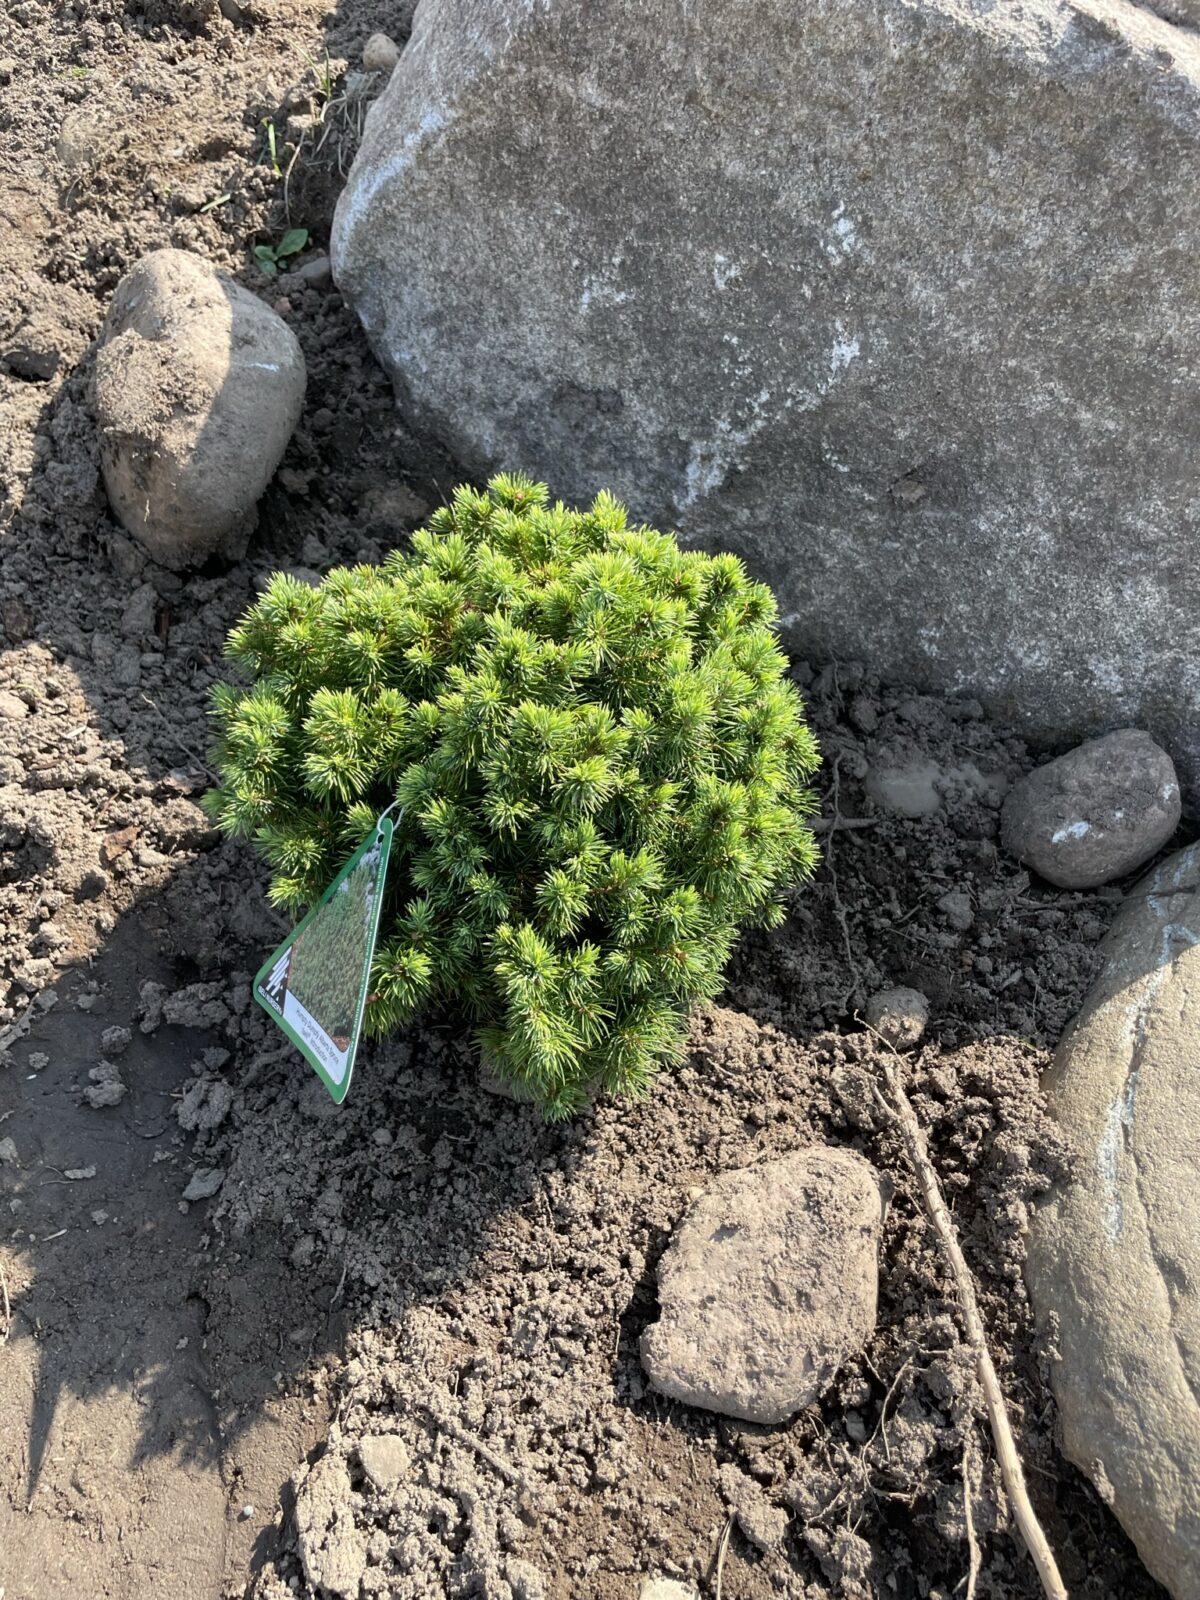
xmin=1026 ymin=842 xmax=1200 ymax=1599
xmin=333 ymin=0 xmax=1200 ymax=803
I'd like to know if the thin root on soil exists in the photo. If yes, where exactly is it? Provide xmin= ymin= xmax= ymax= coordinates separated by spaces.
xmin=864 ymin=1021 xmax=1069 ymax=1600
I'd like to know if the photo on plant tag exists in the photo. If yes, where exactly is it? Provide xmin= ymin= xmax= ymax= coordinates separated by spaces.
xmin=253 ymin=815 xmax=394 ymax=1102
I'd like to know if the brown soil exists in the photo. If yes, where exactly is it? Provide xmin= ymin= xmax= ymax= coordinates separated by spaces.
xmin=0 ymin=4 xmax=1188 ymax=1599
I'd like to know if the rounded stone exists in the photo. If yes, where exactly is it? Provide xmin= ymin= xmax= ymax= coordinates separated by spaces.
xmin=362 ymin=32 xmax=401 ymax=73
xmin=91 ymin=248 xmax=306 ymax=571
xmin=864 ymin=986 xmax=929 ymax=1048
xmin=640 ymin=1147 xmax=883 ymax=1424
xmin=1000 ymin=729 xmax=1180 ymax=889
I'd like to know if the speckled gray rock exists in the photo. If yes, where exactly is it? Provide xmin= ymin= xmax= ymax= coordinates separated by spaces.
xmin=92 ymin=249 xmax=305 ymax=570
xmin=332 ymin=0 xmax=1200 ymax=803
xmin=1001 ymin=730 xmax=1180 ymax=888
xmin=1026 ymin=843 xmax=1200 ymax=1600
xmin=864 ymin=986 xmax=929 ymax=1048
xmin=640 ymin=1148 xmax=882 ymax=1424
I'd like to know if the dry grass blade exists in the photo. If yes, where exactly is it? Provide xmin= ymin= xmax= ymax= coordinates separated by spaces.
xmin=714 ymin=1514 xmax=734 ymax=1600
xmin=0 ymin=1257 xmax=11 ymax=1346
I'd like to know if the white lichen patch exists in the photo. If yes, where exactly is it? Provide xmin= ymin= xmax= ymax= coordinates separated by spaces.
xmin=712 ymin=254 xmax=742 ymax=290
xmin=1051 ymin=820 xmax=1091 ymax=844
xmin=677 ymin=390 xmax=772 ymax=509
xmin=829 ymin=328 xmax=860 ymax=378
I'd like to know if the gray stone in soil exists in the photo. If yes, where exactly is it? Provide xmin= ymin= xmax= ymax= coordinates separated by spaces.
xmin=331 ymin=0 xmax=1200 ymax=804
xmin=1026 ymin=842 xmax=1200 ymax=1600
xmin=91 ymin=248 xmax=306 ymax=571
xmin=640 ymin=1582 xmax=699 ymax=1600
xmin=640 ymin=1147 xmax=882 ymax=1424
xmin=357 ymin=1433 xmax=410 ymax=1490
xmin=864 ymin=986 xmax=929 ymax=1048
xmin=294 ymin=254 xmax=333 ymax=288
xmin=361 ymin=31 xmax=401 ymax=73
xmin=1000 ymin=730 xmax=1180 ymax=889
xmin=181 ymin=1166 xmax=224 ymax=1202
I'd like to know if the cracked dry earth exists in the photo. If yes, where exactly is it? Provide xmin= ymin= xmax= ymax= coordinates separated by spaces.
xmin=0 ymin=1 xmax=1191 ymax=1597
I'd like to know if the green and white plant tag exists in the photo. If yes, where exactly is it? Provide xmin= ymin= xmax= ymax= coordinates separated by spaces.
xmin=252 ymin=811 xmax=395 ymax=1104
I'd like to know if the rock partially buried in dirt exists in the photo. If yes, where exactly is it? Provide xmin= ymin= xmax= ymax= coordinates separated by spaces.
xmin=1001 ymin=730 xmax=1180 ymax=889
xmin=91 ymin=248 xmax=305 ymax=571
xmin=640 ymin=1148 xmax=883 ymax=1424
xmin=362 ymin=31 xmax=401 ymax=72
xmin=864 ymin=986 xmax=929 ymax=1049
xmin=182 ymin=1166 xmax=224 ymax=1201
xmin=357 ymin=1433 xmax=410 ymax=1490
xmin=1026 ymin=842 xmax=1200 ymax=1599
xmin=863 ymin=758 xmax=1006 ymax=819
xmin=640 ymin=1582 xmax=699 ymax=1600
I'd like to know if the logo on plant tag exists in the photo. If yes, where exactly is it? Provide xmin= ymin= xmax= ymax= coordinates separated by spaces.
xmin=253 ymin=812 xmax=395 ymax=1103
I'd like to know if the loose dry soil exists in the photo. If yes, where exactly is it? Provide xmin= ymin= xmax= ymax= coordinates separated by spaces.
xmin=0 ymin=4 xmax=1193 ymax=1599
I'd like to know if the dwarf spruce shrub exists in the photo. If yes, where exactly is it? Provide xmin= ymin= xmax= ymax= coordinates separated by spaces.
xmin=206 ymin=475 xmax=819 ymax=1116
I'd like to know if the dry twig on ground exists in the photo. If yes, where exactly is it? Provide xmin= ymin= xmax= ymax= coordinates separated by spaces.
xmin=0 ymin=1257 xmax=11 ymax=1346
xmin=713 ymin=1514 xmax=734 ymax=1600
xmin=861 ymin=1020 xmax=1069 ymax=1600
xmin=963 ymin=1432 xmax=982 ymax=1600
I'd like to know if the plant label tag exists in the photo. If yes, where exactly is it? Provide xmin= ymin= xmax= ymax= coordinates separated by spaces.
xmin=252 ymin=813 xmax=395 ymax=1104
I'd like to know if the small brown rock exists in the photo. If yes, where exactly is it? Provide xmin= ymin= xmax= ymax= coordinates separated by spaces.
xmin=101 ymin=825 xmax=140 ymax=864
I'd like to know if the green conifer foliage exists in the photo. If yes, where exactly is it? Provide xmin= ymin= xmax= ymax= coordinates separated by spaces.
xmin=206 ymin=475 xmax=820 ymax=1116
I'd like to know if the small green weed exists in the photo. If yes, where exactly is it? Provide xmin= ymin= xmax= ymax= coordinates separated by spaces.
xmin=304 ymin=49 xmax=335 ymax=106
xmin=260 ymin=118 xmax=283 ymax=176
xmin=253 ymin=227 xmax=309 ymax=276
